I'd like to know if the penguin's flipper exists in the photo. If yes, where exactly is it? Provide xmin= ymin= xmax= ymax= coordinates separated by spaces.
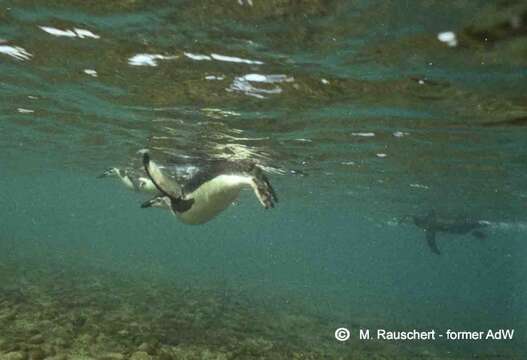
xmin=249 ymin=165 xmax=278 ymax=209
xmin=426 ymin=230 xmax=440 ymax=255
xmin=142 ymin=152 xmax=183 ymax=199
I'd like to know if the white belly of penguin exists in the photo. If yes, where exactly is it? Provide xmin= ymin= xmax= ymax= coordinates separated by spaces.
xmin=176 ymin=175 xmax=250 ymax=225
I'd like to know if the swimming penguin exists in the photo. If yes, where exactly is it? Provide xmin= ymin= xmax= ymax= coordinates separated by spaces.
xmin=140 ymin=151 xmax=278 ymax=225
xmin=97 ymin=167 xmax=157 ymax=192
xmin=403 ymin=210 xmax=488 ymax=255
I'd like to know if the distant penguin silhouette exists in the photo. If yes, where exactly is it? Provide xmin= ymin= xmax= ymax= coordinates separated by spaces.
xmin=404 ymin=210 xmax=488 ymax=255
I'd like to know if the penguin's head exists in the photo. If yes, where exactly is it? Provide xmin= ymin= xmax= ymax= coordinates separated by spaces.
xmin=97 ymin=167 xmax=121 ymax=178
xmin=141 ymin=195 xmax=171 ymax=209
xmin=137 ymin=177 xmax=156 ymax=191
xmin=399 ymin=215 xmax=416 ymax=225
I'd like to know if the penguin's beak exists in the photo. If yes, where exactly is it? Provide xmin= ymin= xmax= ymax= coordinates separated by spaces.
xmin=141 ymin=199 xmax=154 ymax=208
xmin=97 ymin=168 xmax=112 ymax=178
xmin=399 ymin=215 xmax=413 ymax=225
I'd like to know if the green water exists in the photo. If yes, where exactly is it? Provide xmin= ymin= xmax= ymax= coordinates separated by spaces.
xmin=1 ymin=1 xmax=527 ymax=358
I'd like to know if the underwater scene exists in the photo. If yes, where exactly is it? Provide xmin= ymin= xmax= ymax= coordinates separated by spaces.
xmin=1 ymin=1 xmax=526 ymax=359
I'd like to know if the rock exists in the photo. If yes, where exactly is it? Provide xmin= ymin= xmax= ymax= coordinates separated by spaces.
xmin=39 ymin=344 xmax=55 ymax=357
xmin=0 ymin=343 xmax=21 ymax=353
xmin=43 ymin=355 xmax=66 ymax=360
xmin=0 ymin=312 xmax=16 ymax=322
xmin=28 ymin=335 xmax=44 ymax=345
xmin=156 ymin=348 xmax=173 ymax=360
xmin=2 ymin=352 xmax=26 ymax=360
xmin=129 ymin=352 xmax=152 ymax=360
xmin=28 ymin=349 xmax=46 ymax=360
xmin=137 ymin=343 xmax=154 ymax=354
xmin=98 ymin=353 xmax=124 ymax=360
xmin=52 ymin=338 xmax=67 ymax=349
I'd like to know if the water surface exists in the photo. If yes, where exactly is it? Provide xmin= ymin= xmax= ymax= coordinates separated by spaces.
xmin=1 ymin=1 xmax=526 ymax=358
